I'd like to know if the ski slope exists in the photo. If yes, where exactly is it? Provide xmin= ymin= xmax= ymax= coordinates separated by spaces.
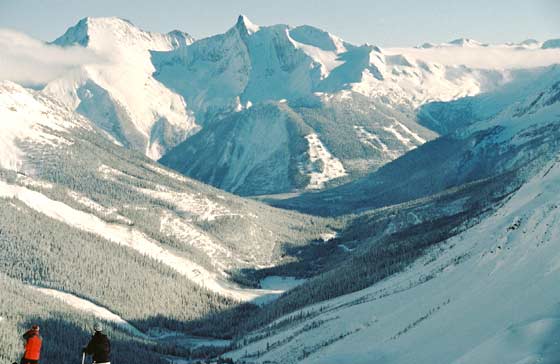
xmin=302 ymin=134 xmax=347 ymax=189
xmin=229 ymin=157 xmax=560 ymax=363
xmin=32 ymin=286 xmax=146 ymax=337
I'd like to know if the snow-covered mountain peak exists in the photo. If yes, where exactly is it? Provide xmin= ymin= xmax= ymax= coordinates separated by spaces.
xmin=418 ymin=38 xmax=488 ymax=49
xmin=289 ymin=25 xmax=347 ymax=53
xmin=53 ymin=16 xmax=192 ymax=53
xmin=235 ymin=14 xmax=261 ymax=35
xmin=447 ymin=38 xmax=488 ymax=47
xmin=50 ymin=17 xmax=90 ymax=47
xmin=53 ymin=17 xmax=135 ymax=47
xmin=45 ymin=16 xmax=197 ymax=160
xmin=32 ymin=16 xmax=560 ymax=194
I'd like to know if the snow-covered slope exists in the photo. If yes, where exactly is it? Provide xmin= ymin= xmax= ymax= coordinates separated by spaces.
xmin=31 ymin=286 xmax=146 ymax=337
xmin=0 ymin=82 xmax=331 ymax=313
xmin=223 ymin=63 xmax=560 ymax=361
xmin=0 ymin=81 xmax=91 ymax=171
xmin=301 ymin=133 xmax=347 ymax=189
xmin=417 ymin=67 xmax=556 ymax=134
xmin=11 ymin=16 xmax=554 ymax=195
xmin=274 ymin=65 xmax=560 ymax=215
xmin=44 ymin=17 xmax=196 ymax=159
xmin=152 ymin=17 xmax=513 ymax=117
xmin=228 ymin=155 xmax=560 ymax=364
xmin=154 ymin=16 xmax=553 ymax=195
xmin=0 ymin=178 xmax=284 ymax=302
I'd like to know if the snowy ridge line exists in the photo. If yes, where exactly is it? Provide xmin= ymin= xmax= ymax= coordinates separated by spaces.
xmin=30 ymin=286 xmax=146 ymax=337
xmin=0 ymin=179 xmax=280 ymax=302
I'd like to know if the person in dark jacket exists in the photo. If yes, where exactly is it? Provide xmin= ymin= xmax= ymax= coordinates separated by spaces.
xmin=21 ymin=324 xmax=42 ymax=364
xmin=83 ymin=323 xmax=111 ymax=364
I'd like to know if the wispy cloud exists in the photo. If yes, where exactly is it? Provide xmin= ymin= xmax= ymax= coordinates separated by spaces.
xmin=385 ymin=46 xmax=560 ymax=70
xmin=0 ymin=29 xmax=104 ymax=87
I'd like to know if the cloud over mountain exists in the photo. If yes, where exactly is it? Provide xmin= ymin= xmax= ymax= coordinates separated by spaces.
xmin=0 ymin=29 xmax=104 ymax=87
xmin=385 ymin=45 xmax=560 ymax=69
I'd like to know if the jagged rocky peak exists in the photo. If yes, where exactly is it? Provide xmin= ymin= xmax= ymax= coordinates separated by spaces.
xmin=51 ymin=16 xmax=92 ymax=46
xmin=235 ymin=14 xmax=261 ymax=35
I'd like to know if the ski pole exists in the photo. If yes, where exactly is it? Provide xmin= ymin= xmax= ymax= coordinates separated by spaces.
xmin=81 ymin=352 xmax=85 ymax=364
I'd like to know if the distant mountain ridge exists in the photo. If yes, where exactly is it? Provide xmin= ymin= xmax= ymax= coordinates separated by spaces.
xmin=45 ymin=17 xmax=197 ymax=159
xmin=271 ymin=64 xmax=560 ymax=215
xmin=38 ymin=15 xmax=553 ymax=195
xmin=4 ymin=16 xmax=560 ymax=204
xmin=152 ymin=16 xmax=522 ymax=195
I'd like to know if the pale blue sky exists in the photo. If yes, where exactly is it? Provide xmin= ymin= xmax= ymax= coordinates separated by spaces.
xmin=0 ymin=0 xmax=558 ymax=46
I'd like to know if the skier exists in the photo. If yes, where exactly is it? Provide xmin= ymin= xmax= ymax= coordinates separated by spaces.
xmin=20 ymin=324 xmax=42 ymax=364
xmin=83 ymin=323 xmax=111 ymax=364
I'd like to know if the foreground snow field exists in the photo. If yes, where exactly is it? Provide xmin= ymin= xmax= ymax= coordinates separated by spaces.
xmin=228 ymin=157 xmax=560 ymax=363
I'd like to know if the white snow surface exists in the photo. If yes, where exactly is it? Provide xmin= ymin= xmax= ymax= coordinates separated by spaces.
xmin=0 ymin=81 xmax=88 ymax=172
xmin=229 ymin=157 xmax=560 ymax=363
xmin=391 ymin=43 xmax=560 ymax=69
xmin=302 ymin=134 xmax=347 ymax=189
xmin=44 ymin=17 xmax=197 ymax=159
xmin=0 ymin=179 xmax=277 ymax=302
xmin=354 ymin=125 xmax=392 ymax=155
xmin=288 ymin=34 xmax=344 ymax=79
xmin=32 ymin=286 xmax=145 ymax=337
xmin=68 ymin=190 xmax=133 ymax=225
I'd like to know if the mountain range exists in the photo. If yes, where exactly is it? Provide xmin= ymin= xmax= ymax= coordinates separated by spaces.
xmin=42 ymin=15 xmax=558 ymax=195
xmin=1 ymin=15 xmax=560 ymax=364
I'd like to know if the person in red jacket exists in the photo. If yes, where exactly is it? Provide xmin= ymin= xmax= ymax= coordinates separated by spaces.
xmin=21 ymin=325 xmax=42 ymax=364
